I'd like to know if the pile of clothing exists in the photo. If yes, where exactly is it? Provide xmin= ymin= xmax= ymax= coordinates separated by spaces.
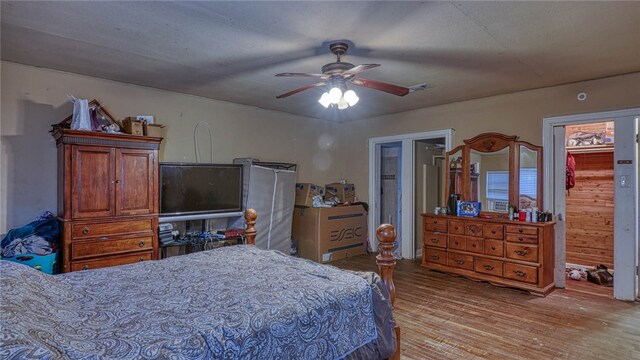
xmin=1 ymin=212 xmax=60 ymax=274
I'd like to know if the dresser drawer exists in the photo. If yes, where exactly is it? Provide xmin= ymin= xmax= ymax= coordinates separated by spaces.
xmin=475 ymin=258 xmax=503 ymax=277
xmin=72 ymin=218 xmax=154 ymax=240
xmin=506 ymin=243 xmax=539 ymax=263
xmin=466 ymin=238 xmax=483 ymax=254
xmin=424 ymin=248 xmax=448 ymax=265
xmin=449 ymin=220 xmax=465 ymax=235
xmin=448 ymin=252 xmax=474 ymax=271
xmin=72 ymin=236 xmax=154 ymax=259
xmin=505 ymin=225 xmax=538 ymax=236
xmin=424 ymin=231 xmax=447 ymax=248
xmin=505 ymin=233 xmax=539 ymax=245
xmin=71 ymin=252 xmax=152 ymax=271
xmin=484 ymin=224 xmax=504 ymax=239
xmin=484 ymin=239 xmax=504 ymax=257
xmin=504 ymin=263 xmax=538 ymax=284
xmin=465 ymin=223 xmax=483 ymax=237
xmin=424 ymin=217 xmax=448 ymax=232
xmin=448 ymin=235 xmax=466 ymax=251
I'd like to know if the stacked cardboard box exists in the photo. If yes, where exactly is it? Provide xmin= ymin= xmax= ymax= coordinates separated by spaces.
xmin=294 ymin=183 xmax=325 ymax=207
xmin=324 ymin=183 xmax=356 ymax=203
xmin=292 ymin=205 xmax=367 ymax=263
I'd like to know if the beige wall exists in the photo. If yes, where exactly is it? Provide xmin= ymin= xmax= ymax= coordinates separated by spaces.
xmin=339 ymin=72 xmax=640 ymax=203
xmin=2 ymin=60 xmax=639 ymax=233
xmin=0 ymin=61 xmax=341 ymax=233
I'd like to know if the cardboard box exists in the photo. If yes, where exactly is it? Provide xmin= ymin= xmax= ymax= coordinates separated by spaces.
xmin=292 ymin=205 xmax=367 ymax=263
xmin=295 ymin=183 xmax=325 ymax=207
xmin=324 ymin=183 xmax=356 ymax=203
xmin=143 ymin=123 xmax=164 ymax=137
xmin=122 ymin=117 xmax=144 ymax=136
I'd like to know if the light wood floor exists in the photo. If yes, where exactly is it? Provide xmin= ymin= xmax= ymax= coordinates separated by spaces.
xmin=332 ymin=254 xmax=639 ymax=360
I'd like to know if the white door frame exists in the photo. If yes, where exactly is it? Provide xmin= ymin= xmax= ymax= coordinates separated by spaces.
xmin=543 ymin=108 xmax=639 ymax=300
xmin=368 ymin=129 xmax=454 ymax=258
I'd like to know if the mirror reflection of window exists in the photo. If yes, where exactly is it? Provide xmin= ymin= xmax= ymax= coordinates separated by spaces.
xmin=519 ymin=168 xmax=537 ymax=208
xmin=486 ymin=171 xmax=509 ymax=212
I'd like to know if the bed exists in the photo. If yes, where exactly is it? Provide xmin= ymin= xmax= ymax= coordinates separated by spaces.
xmin=0 ymin=209 xmax=400 ymax=360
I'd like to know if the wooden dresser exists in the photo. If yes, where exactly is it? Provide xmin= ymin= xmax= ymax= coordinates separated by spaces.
xmin=422 ymin=214 xmax=555 ymax=296
xmin=53 ymin=130 xmax=162 ymax=272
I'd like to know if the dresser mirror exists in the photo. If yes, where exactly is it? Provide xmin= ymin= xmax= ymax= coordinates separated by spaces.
xmin=470 ymin=147 xmax=510 ymax=212
xmin=446 ymin=149 xmax=463 ymax=198
xmin=518 ymin=143 xmax=542 ymax=210
xmin=445 ymin=133 xmax=543 ymax=214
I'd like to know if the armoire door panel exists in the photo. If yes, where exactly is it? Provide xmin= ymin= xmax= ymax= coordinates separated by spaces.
xmin=72 ymin=146 xmax=115 ymax=219
xmin=116 ymin=149 xmax=154 ymax=215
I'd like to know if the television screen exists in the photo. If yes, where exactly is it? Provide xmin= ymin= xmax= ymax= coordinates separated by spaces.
xmin=160 ymin=163 xmax=243 ymax=217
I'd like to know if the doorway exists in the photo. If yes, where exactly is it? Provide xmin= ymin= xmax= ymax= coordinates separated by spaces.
xmin=414 ymin=139 xmax=446 ymax=257
xmin=543 ymin=109 xmax=639 ymax=301
xmin=380 ymin=143 xmax=402 ymax=258
xmin=564 ymin=121 xmax=615 ymax=298
xmin=368 ymin=129 xmax=453 ymax=259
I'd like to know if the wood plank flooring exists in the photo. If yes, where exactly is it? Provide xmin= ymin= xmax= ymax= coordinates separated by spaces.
xmin=332 ymin=254 xmax=639 ymax=360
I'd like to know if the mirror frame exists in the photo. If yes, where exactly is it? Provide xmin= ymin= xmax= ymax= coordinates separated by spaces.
xmin=445 ymin=133 xmax=543 ymax=215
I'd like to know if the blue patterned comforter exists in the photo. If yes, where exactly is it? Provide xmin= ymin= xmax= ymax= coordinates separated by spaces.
xmin=0 ymin=245 xmax=395 ymax=359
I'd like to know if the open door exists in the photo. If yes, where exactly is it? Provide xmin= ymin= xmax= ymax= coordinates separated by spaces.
xmin=553 ymin=125 xmax=567 ymax=288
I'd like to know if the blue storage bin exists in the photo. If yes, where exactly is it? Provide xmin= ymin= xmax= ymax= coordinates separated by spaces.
xmin=2 ymin=252 xmax=59 ymax=274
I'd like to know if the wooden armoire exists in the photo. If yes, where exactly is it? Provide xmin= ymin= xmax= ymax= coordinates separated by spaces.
xmin=53 ymin=129 xmax=162 ymax=272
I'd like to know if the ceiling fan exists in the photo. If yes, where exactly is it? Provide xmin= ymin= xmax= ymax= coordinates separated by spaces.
xmin=275 ymin=41 xmax=425 ymax=110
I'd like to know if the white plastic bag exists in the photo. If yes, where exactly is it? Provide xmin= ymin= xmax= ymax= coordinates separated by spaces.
xmin=71 ymin=98 xmax=91 ymax=130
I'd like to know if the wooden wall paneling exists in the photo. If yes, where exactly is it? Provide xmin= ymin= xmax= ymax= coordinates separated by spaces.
xmin=565 ymin=152 xmax=614 ymax=269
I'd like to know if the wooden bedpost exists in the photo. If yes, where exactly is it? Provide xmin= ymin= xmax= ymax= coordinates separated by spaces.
xmin=244 ymin=209 xmax=257 ymax=245
xmin=376 ymin=224 xmax=397 ymax=306
xmin=376 ymin=224 xmax=401 ymax=360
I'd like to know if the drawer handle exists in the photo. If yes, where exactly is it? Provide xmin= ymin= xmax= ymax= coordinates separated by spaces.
xmin=138 ymin=257 xmax=145 ymax=262
xmin=514 ymin=250 xmax=529 ymax=256
xmin=83 ymin=265 xmax=89 ymax=270
xmin=518 ymin=229 xmax=524 ymax=233
xmin=454 ymin=241 xmax=460 ymax=245
xmin=454 ymin=226 xmax=459 ymax=230
xmin=433 ymin=220 xmax=438 ymax=224
xmin=82 ymin=227 xmax=90 ymax=235
xmin=432 ymin=255 xmax=440 ymax=260
xmin=518 ymin=237 xmax=524 ymax=241
xmin=491 ymin=230 xmax=496 ymax=234
xmin=513 ymin=270 xmax=526 ymax=277
xmin=139 ymin=240 xmax=145 ymax=247
xmin=483 ymin=265 xmax=495 ymax=271
xmin=472 ymin=243 xmax=477 ymax=248
xmin=431 ymin=238 xmax=439 ymax=243
xmin=491 ymin=246 xmax=496 ymax=251
xmin=455 ymin=259 xmax=465 ymax=265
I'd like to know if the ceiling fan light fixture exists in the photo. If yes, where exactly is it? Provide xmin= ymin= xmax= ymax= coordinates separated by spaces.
xmin=328 ymin=87 xmax=342 ymax=104
xmin=343 ymin=90 xmax=359 ymax=106
xmin=337 ymin=97 xmax=349 ymax=110
xmin=318 ymin=92 xmax=331 ymax=108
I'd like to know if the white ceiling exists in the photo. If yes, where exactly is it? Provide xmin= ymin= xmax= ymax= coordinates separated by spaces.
xmin=2 ymin=1 xmax=639 ymax=121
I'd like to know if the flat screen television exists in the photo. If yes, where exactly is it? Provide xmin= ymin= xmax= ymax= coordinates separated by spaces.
xmin=159 ymin=163 xmax=243 ymax=221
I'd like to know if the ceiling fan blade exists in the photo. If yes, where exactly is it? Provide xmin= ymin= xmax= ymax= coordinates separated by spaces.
xmin=276 ymin=72 xmax=328 ymax=79
xmin=276 ymin=82 xmax=326 ymax=99
xmin=342 ymin=64 xmax=380 ymax=76
xmin=350 ymin=78 xmax=410 ymax=97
